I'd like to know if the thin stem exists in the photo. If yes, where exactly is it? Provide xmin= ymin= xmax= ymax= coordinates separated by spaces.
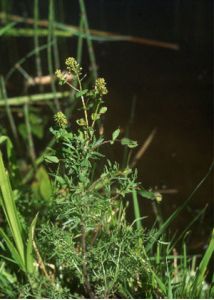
xmin=33 ymin=0 xmax=43 ymax=92
xmin=0 ymin=13 xmax=179 ymax=50
xmin=66 ymin=81 xmax=80 ymax=93
xmin=78 ymin=0 xmax=98 ymax=80
xmin=24 ymin=103 xmax=36 ymax=165
xmin=91 ymin=224 xmax=102 ymax=247
xmin=6 ymin=42 xmax=53 ymax=82
xmin=77 ymin=17 xmax=84 ymax=65
xmin=77 ymin=77 xmax=89 ymax=127
xmin=33 ymin=240 xmax=53 ymax=282
xmin=92 ymin=139 xmax=120 ymax=150
xmin=91 ymin=100 xmax=101 ymax=128
xmin=81 ymin=224 xmax=95 ymax=298
xmin=122 ymin=96 xmax=136 ymax=168
xmin=66 ymin=78 xmax=89 ymax=132
xmin=52 ymin=0 xmax=60 ymax=70
xmin=48 ymin=0 xmax=60 ymax=111
xmin=0 ymin=91 xmax=69 ymax=107
xmin=69 ymin=16 xmax=84 ymax=102
xmin=0 ymin=76 xmax=20 ymax=150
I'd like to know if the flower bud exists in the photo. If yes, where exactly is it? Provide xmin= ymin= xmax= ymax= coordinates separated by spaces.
xmin=54 ymin=111 xmax=68 ymax=128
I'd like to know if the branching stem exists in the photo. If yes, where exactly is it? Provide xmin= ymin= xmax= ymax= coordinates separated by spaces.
xmin=33 ymin=240 xmax=53 ymax=283
xmin=77 ymin=77 xmax=89 ymax=127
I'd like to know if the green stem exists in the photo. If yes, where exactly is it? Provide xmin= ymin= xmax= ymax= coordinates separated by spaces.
xmin=132 ymin=189 xmax=142 ymax=229
xmin=52 ymin=0 xmax=60 ymax=70
xmin=33 ymin=0 xmax=43 ymax=92
xmin=91 ymin=100 xmax=101 ymax=128
xmin=48 ymin=0 xmax=60 ymax=111
xmin=24 ymin=103 xmax=36 ymax=165
xmin=77 ymin=77 xmax=89 ymax=128
xmin=0 ymin=91 xmax=70 ymax=106
xmin=0 ymin=76 xmax=20 ymax=149
xmin=69 ymin=16 xmax=84 ymax=103
xmin=78 ymin=0 xmax=97 ymax=80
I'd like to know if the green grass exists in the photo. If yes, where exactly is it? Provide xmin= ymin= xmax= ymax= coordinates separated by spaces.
xmin=0 ymin=142 xmax=37 ymax=273
xmin=0 ymin=1 xmax=213 ymax=298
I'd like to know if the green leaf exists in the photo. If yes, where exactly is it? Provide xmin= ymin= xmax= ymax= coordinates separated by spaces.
xmin=44 ymin=155 xmax=59 ymax=164
xmin=0 ymin=229 xmax=25 ymax=271
xmin=18 ymin=124 xmax=27 ymax=140
xmin=139 ymin=189 xmax=156 ymax=200
xmin=0 ymin=152 xmax=25 ymax=263
xmin=111 ymin=128 xmax=120 ymax=144
xmin=76 ymin=118 xmax=87 ymax=126
xmin=91 ymin=113 xmax=100 ymax=121
xmin=99 ymin=106 xmax=107 ymax=114
xmin=31 ymin=124 xmax=44 ymax=139
xmin=26 ymin=213 xmax=39 ymax=273
xmin=35 ymin=166 xmax=52 ymax=201
xmin=121 ymin=138 xmax=138 ymax=148
xmin=55 ymin=175 xmax=65 ymax=185
xmin=192 ymin=229 xmax=214 ymax=294
xmin=76 ymin=89 xmax=88 ymax=98
xmin=0 ymin=136 xmax=13 ymax=159
xmin=29 ymin=113 xmax=42 ymax=125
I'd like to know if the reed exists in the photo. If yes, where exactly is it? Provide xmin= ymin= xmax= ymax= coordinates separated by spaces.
xmin=0 ymin=91 xmax=70 ymax=106
xmin=47 ymin=0 xmax=60 ymax=111
xmin=0 ymin=143 xmax=38 ymax=274
xmin=33 ymin=0 xmax=43 ymax=92
xmin=0 ymin=76 xmax=20 ymax=148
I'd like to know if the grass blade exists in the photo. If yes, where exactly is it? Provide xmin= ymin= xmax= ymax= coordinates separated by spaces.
xmin=26 ymin=213 xmax=39 ymax=273
xmin=33 ymin=0 xmax=43 ymax=92
xmin=132 ymin=189 xmax=142 ymax=229
xmin=47 ymin=0 xmax=60 ymax=111
xmin=0 ymin=76 xmax=20 ymax=149
xmin=79 ymin=0 xmax=97 ymax=80
xmin=0 ymin=21 xmax=17 ymax=36
xmin=171 ymin=204 xmax=208 ymax=250
xmin=146 ymin=161 xmax=214 ymax=251
xmin=0 ymin=91 xmax=69 ymax=106
xmin=0 ymin=151 xmax=25 ymax=263
xmin=0 ymin=229 xmax=25 ymax=270
xmin=24 ymin=103 xmax=36 ymax=164
xmin=192 ymin=229 xmax=214 ymax=295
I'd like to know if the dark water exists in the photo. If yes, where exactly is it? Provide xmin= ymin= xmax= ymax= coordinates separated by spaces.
xmin=85 ymin=0 xmax=213 ymax=250
xmin=0 ymin=0 xmax=213 ymax=250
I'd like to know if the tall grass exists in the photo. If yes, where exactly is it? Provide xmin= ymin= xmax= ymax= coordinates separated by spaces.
xmin=0 ymin=1 xmax=213 ymax=298
xmin=47 ymin=0 xmax=60 ymax=111
xmin=33 ymin=0 xmax=43 ymax=92
xmin=0 ymin=140 xmax=38 ymax=274
xmin=0 ymin=76 xmax=19 ymax=148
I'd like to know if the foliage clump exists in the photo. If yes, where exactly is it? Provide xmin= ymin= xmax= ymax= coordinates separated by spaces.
xmin=0 ymin=57 xmax=213 ymax=299
xmin=39 ymin=57 xmax=151 ymax=298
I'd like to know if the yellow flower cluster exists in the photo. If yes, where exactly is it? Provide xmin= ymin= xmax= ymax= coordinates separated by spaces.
xmin=95 ymin=77 xmax=108 ymax=96
xmin=65 ymin=57 xmax=82 ymax=75
xmin=54 ymin=111 xmax=68 ymax=128
xmin=55 ymin=69 xmax=66 ymax=84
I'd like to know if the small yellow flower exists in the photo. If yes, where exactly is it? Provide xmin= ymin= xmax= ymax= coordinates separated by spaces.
xmin=55 ymin=69 xmax=66 ymax=85
xmin=65 ymin=57 xmax=82 ymax=75
xmin=95 ymin=78 xmax=108 ymax=96
xmin=54 ymin=112 xmax=68 ymax=128
xmin=154 ymin=192 xmax=162 ymax=203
